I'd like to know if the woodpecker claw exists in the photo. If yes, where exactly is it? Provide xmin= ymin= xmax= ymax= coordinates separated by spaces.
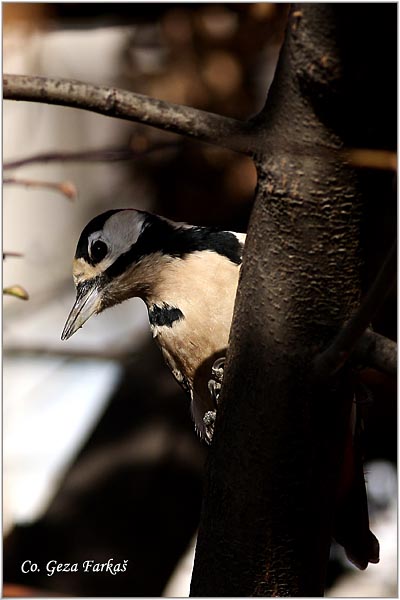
xmin=207 ymin=379 xmax=220 ymax=403
xmin=207 ymin=357 xmax=225 ymax=405
xmin=203 ymin=410 xmax=216 ymax=443
xmin=212 ymin=357 xmax=226 ymax=381
xmin=204 ymin=357 xmax=226 ymax=442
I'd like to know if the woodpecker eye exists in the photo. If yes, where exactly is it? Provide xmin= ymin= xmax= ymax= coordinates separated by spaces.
xmin=90 ymin=240 xmax=108 ymax=263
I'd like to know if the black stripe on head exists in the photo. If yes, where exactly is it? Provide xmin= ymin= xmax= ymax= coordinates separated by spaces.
xmin=148 ymin=302 xmax=184 ymax=327
xmin=105 ymin=214 xmax=243 ymax=279
xmin=75 ymin=210 xmax=122 ymax=263
xmin=143 ymin=217 xmax=244 ymax=265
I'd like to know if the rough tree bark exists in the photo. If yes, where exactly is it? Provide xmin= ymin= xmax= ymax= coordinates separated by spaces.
xmin=190 ymin=4 xmax=396 ymax=597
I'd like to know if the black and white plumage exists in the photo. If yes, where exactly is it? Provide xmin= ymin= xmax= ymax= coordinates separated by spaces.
xmin=62 ymin=209 xmax=245 ymax=441
xmin=62 ymin=208 xmax=380 ymax=570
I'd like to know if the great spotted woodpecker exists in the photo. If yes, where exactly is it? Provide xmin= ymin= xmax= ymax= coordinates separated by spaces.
xmin=61 ymin=209 xmax=245 ymax=441
xmin=62 ymin=208 xmax=379 ymax=570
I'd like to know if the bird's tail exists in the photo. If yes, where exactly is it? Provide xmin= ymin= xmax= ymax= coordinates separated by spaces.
xmin=332 ymin=397 xmax=380 ymax=569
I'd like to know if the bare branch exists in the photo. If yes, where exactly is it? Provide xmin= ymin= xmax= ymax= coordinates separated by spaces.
xmin=3 ymin=141 xmax=178 ymax=170
xmin=4 ymin=176 xmax=77 ymax=200
xmin=6 ymin=75 xmax=395 ymax=170
xmin=353 ymin=329 xmax=397 ymax=377
xmin=314 ymin=242 xmax=397 ymax=378
xmin=3 ymin=74 xmax=255 ymax=156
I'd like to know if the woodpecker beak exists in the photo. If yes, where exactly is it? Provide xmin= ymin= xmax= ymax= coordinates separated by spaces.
xmin=61 ymin=280 xmax=102 ymax=341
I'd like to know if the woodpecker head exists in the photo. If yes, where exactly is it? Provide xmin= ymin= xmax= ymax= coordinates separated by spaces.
xmin=62 ymin=208 xmax=244 ymax=341
xmin=61 ymin=209 xmax=150 ymax=340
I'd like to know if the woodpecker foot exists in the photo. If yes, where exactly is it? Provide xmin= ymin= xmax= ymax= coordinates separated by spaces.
xmin=204 ymin=357 xmax=225 ymax=442
xmin=203 ymin=410 xmax=216 ymax=442
xmin=207 ymin=357 xmax=225 ymax=404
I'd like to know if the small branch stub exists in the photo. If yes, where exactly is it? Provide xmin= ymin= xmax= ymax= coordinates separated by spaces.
xmin=4 ymin=177 xmax=77 ymax=200
xmin=3 ymin=285 xmax=29 ymax=300
xmin=353 ymin=330 xmax=397 ymax=377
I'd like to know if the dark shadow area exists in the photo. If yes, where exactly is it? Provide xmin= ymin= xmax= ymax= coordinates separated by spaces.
xmin=4 ymin=342 xmax=206 ymax=596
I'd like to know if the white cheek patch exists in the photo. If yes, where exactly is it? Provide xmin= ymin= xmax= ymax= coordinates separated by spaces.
xmin=105 ymin=211 xmax=146 ymax=250
xmin=86 ymin=210 xmax=147 ymax=271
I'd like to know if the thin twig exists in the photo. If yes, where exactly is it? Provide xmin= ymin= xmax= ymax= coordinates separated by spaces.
xmin=3 ymin=251 xmax=24 ymax=259
xmin=314 ymin=242 xmax=397 ymax=377
xmin=3 ymin=74 xmax=255 ymax=156
xmin=343 ymin=148 xmax=397 ymax=172
xmin=3 ymin=344 xmax=136 ymax=363
xmin=4 ymin=176 xmax=77 ymax=200
xmin=353 ymin=330 xmax=397 ymax=377
xmin=3 ymin=141 xmax=178 ymax=170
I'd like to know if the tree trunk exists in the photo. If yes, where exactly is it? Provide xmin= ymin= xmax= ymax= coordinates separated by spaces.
xmin=191 ymin=4 xmax=395 ymax=596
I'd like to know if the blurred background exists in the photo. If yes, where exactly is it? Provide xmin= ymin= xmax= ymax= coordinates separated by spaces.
xmin=3 ymin=3 xmax=396 ymax=597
